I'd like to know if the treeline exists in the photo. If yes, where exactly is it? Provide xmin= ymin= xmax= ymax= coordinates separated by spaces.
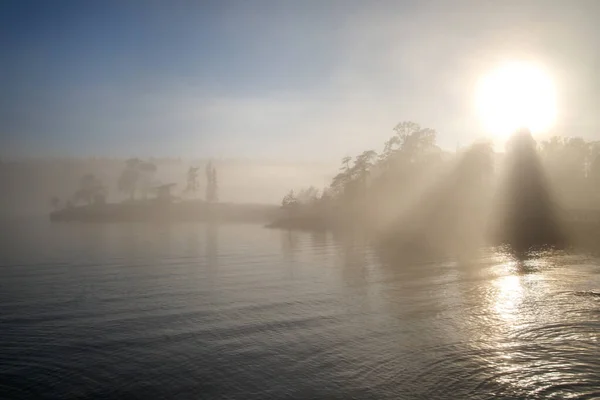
xmin=0 ymin=157 xmax=330 ymax=216
xmin=538 ymin=137 xmax=600 ymax=208
xmin=50 ymin=159 xmax=219 ymax=210
xmin=279 ymin=121 xmax=600 ymax=232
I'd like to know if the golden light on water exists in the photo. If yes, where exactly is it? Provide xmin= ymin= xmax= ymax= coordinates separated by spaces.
xmin=493 ymin=273 xmax=523 ymax=322
xmin=476 ymin=62 xmax=557 ymax=140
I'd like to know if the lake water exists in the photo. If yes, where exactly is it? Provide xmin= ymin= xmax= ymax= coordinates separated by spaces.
xmin=1 ymin=219 xmax=599 ymax=399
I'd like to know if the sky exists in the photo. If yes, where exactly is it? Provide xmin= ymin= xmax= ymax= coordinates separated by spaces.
xmin=2 ymin=0 xmax=600 ymax=161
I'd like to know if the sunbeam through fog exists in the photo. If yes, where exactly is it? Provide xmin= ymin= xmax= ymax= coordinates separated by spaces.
xmin=2 ymin=1 xmax=600 ymax=399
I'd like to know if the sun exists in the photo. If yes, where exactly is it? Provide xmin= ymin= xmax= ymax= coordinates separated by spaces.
xmin=475 ymin=61 xmax=557 ymax=139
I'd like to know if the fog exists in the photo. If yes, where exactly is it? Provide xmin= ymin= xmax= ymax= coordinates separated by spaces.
xmin=0 ymin=157 xmax=335 ymax=217
xmin=5 ymin=2 xmax=600 ymax=398
xmin=269 ymin=122 xmax=600 ymax=256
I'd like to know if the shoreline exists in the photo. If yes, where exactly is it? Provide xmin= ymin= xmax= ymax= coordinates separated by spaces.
xmin=50 ymin=200 xmax=281 ymax=223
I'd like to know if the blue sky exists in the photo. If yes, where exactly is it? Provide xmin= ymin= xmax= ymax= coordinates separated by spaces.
xmin=2 ymin=0 xmax=600 ymax=160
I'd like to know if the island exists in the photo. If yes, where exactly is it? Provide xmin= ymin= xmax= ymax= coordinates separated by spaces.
xmin=49 ymin=159 xmax=282 ymax=224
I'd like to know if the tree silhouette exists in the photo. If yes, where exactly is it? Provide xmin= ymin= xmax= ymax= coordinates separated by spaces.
xmin=205 ymin=162 xmax=218 ymax=203
xmin=118 ymin=158 xmax=141 ymax=200
xmin=341 ymin=156 xmax=352 ymax=173
xmin=212 ymin=167 xmax=218 ymax=202
xmin=351 ymin=150 xmax=378 ymax=208
xmin=331 ymin=157 xmax=352 ymax=197
xmin=296 ymin=186 xmax=320 ymax=205
xmin=73 ymin=174 xmax=106 ymax=205
xmin=118 ymin=158 xmax=158 ymax=201
xmin=138 ymin=161 xmax=158 ymax=200
xmin=540 ymin=136 xmax=595 ymax=208
xmin=352 ymin=150 xmax=378 ymax=180
xmin=281 ymin=189 xmax=298 ymax=214
xmin=274 ymin=119 xmax=600 ymax=250
xmin=379 ymin=136 xmax=400 ymax=166
xmin=185 ymin=167 xmax=200 ymax=196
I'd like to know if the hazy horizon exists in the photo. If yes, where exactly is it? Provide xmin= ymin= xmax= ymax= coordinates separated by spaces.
xmin=0 ymin=156 xmax=340 ymax=217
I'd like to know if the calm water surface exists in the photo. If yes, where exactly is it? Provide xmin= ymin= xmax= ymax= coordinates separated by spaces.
xmin=1 ymin=219 xmax=599 ymax=399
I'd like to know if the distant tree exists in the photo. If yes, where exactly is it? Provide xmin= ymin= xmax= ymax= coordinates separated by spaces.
xmin=351 ymin=150 xmax=378 ymax=206
xmin=281 ymin=190 xmax=298 ymax=209
xmin=540 ymin=136 xmax=592 ymax=206
xmin=352 ymin=150 xmax=378 ymax=179
xmin=138 ymin=161 xmax=158 ymax=200
xmin=330 ymin=156 xmax=355 ymax=197
xmin=341 ymin=156 xmax=352 ymax=173
xmin=118 ymin=158 xmax=141 ymax=200
xmin=117 ymin=158 xmax=158 ymax=201
xmin=205 ymin=161 xmax=218 ymax=203
xmin=540 ymin=136 xmax=590 ymax=178
xmin=296 ymin=186 xmax=320 ymax=205
xmin=73 ymin=174 xmax=106 ymax=205
xmin=185 ymin=167 xmax=200 ymax=196
xmin=376 ymin=121 xmax=439 ymax=170
xmin=330 ymin=171 xmax=348 ymax=194
xmin=378 ymin=136 xmax=400 ymax=168
xmin=395 ymin=122 xmax=438 ymax=160
xmin=212 ymin=167 xmax=218 ymax=202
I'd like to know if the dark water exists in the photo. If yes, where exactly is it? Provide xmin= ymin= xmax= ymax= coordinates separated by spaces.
xmin=1 ymin=219 xmax=599 ymax=399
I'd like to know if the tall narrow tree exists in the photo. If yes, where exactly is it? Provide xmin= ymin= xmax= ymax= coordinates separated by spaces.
xmin=185 ymin=167 xmax=200 ymax=197
xmin=205 ymin=162 xmax=218 ymax=203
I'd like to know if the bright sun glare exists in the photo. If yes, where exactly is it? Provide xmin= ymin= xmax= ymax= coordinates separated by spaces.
xmin=476 ymin=62 xmax=557 ymax=138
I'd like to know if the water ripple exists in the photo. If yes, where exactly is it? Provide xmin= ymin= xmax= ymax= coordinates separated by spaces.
xmin=1 ymin=222 xmax=600 ymax=399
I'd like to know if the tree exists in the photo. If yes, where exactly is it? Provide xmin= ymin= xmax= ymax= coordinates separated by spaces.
xmin=205 ymin=161 xmax=218 ymax=203
xmin=351 ymin=150 xmax=378 ymax=206
xmin=281 ymin=190 xmax=298 ymax=210
xmin=330 ymin=156 xmax=357 ymax=198
xmin=379 ymin=136 xmax=400 ymax=167
xmin=73 ymin=174 xmax=106 ymax=205
xmin=118 ymin=158 xmax=141 ymax=200
xmin=138 ymin=161 xmax=158 ymax=200
xmin=540 ymin=136 xmax=592 ymax=207
xmin=212 ymin=167 xmax=218 ymax=202
xmin=540 ymin=136 xmax=590 ymax=177
xmin=117 ymin=158 xmax=158 ymax=201
xmin=341 ymin=156 xmax=352 ymax=173
xmin=395 ymin=122 xmax=437 ymax=160
xmin=352 ymin=150 xmax=378 ymax=179
xmin=185 ymin=167 xmax=200 ymax=196
xmin=296 ymin=186 xmax=320 ymax=205
xmin=377 ymin=122 xmax=438 ymax=169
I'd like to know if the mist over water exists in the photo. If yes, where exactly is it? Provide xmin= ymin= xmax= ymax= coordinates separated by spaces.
xmin=1 ymin=220 xmax=599 ymax=399
xmin=4 ymin=124 xmax=600 ymax=399
xmin=4 ymin=1 xmax=600 ymax=397
xmin=0 ymin=158 xmax=334 ymax=217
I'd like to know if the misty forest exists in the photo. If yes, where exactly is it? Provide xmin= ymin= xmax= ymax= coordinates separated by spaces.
xmin=275 ymin=122 xmax=600 ymax=253
xmin=5 ymin=119 xmax=600 ymax=256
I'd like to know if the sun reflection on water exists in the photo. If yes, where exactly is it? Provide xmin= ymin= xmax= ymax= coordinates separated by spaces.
xmin=483 ymin=250 xmax=578 ymax=396
xmin=489 ymin=253 xmax=551 ymax=325
xmin=493 ymin=273 xmax=523 ymax=322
